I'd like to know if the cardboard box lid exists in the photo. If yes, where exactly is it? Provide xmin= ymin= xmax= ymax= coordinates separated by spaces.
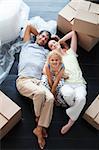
xmin=0 ymin=114 xmax=8 ymax=129
xmin=59 ymin=5 xmax=76 ymax=22
xmin=69 ymin=0 xmax=91 ymax=11
xmin=85 ymin=95 xmax=99 ymax=119
xmin=0 ymin=91 xmax=21 ymax=120
xmin=75 ymin=9 xmax=98 ymax=24
xmin=89 ymin=3 xmax=99 ymax=14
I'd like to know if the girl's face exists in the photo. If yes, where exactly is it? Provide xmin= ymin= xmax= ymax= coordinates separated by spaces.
xmin=48 ymin=40 xmax=61 ymax=50
xmin=49 ymin=54 xmax=61 ymax=69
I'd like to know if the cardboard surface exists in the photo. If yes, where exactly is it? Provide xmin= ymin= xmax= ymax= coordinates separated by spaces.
xmin=83 ymin=95 xmax=99 ymax=130
xmin=73 ymin=9 xmax=99 ymax=37
xmin=57 ymin=4 xmax=75 ymax=34
xmin=77 ymin=32 xmax=99 ymax=51
xmin=0 ymin=114 xmax=8 ymax=129
xmin=0 ymin=91 xmax=22 ymax=139
xmin=69 ymin=0 xmax=91 ymax=11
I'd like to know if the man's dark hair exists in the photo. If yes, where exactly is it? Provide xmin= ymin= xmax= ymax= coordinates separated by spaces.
xmin=50 ymin=37 xmax=59 ymax=42
xmin=39 ymin=30 xmax=51 ymax=39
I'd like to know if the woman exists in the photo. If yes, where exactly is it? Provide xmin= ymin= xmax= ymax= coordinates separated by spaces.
xmin=48 ymin=31 xmax=87 ymax=134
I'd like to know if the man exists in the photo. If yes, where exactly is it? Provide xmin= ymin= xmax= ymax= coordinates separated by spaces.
xmin=16 ymin=25 xmax=54 ymax=149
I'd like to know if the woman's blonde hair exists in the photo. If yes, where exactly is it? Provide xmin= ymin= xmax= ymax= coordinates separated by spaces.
xmin=47 ymin=50 xmax=62 ymax=64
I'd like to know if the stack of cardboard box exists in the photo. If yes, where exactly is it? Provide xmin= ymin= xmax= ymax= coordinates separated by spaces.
xmin=0 ymin=91 xmax=22 ymax=139
xmin=83 ymin=94 xmax=99 ymax=130
xmin=57 ymin=0 xmax=99 ymax=51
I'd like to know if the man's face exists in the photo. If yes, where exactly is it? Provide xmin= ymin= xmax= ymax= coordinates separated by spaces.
xmin=36 ymin=32 xmax=49 ymax=46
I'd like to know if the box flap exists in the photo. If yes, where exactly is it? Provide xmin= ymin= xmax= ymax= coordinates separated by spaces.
xmin=98 ymin=15 xmax=99 ymax=24
xmin=59 ymin=5 xmax=75 ymax=22
xmin=77 ymin=1 xmax=91 ymax=11
xmin=69 ymin=0 xmax=90 ymax=11
xmin=89 ymin=3 xmax=99 ymax=14
xmin=0 ymin=114 xmax=8 ymax=129
xmin=0 ymin=91 xmax=21 ymax=120
xmin=94 ymin=112 xmax=99 ymax=124
xmin=75 ymin=9 xmax=98 ymax=24
xmin=85 ymin=95 xmax=99 ymax=119
xmin=68 ymin=1 xmax=79 ymax=10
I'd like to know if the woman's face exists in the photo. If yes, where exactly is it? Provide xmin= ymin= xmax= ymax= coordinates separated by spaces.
xmin=48 ymin=40 xmax=61 ymax=50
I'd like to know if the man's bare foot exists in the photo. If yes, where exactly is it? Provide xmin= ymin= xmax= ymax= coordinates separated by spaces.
xmin=61 ymin=119 xmax=75 ymax=134
xmin=42 ymin=128 xmax=48 ymax=138
xmin=33 ymin=127 xmax=45 ymax=149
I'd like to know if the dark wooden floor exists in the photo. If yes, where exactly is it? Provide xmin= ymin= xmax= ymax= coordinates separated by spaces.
xmin=1 ymin=0 xmax=99 ymax=150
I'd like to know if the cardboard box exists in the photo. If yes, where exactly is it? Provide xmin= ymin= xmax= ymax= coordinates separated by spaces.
xmin=0 ymin=91 xmax=22 ymax=139
xmin=83 ymin=95 xmax=99 ymax=130
xmin=57 ymin=0 xmax=99 ymax=51
xmin=57 ymin=0 xmax=90 ymax=34
xmin=77 ymin=32 xmax=99 ymax=51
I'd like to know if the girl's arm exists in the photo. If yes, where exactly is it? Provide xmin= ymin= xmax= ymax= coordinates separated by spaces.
xmin=23 ymin=25 xmax=38 ymax=42
xmin=44 ymin=65 xmax=53 ymax=88
xmin=51 ymin=68 xmax=64 ymax=95
xmin=59 ymin=31 xmax=77 ymax=53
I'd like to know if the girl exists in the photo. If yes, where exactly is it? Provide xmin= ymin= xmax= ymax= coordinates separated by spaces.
xmin=41 ymin=50 xmax=69 ymax=105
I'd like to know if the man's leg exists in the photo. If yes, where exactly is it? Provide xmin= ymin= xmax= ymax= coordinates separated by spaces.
xmin=38 ymin=85 xmax=54 ymax=128
xmin=33 ymin=85 xmax=54 ymax=149
xmin=16 ymin=77 xmax=45 ymax=118
xmin=16 ymin=77 xmax=46 ymax=149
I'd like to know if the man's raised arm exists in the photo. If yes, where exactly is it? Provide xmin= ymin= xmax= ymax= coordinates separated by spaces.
xmin=23 ymin=25 xmax=38 ymax=42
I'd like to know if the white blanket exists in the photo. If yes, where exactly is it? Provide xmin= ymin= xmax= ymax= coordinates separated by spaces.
xmin=21 ymin=16 xmax=57 ymax=38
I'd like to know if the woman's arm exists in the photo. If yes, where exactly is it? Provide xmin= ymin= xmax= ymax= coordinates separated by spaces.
xmin=59 ymin=31 xmax=77 ymax=52
xmin=23 ymin=25 xmax=38 ymax=42
xmin=51 ymin=68 xmax=64 ymax=95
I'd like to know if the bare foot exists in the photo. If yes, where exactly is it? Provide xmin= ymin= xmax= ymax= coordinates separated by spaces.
xmin=42 ymin=128 xmax=48 ymax=138
xmin=61 ymin=119 xmax=75 ymax=134
xmin=33 ymin=127 xmax=45 ymax=149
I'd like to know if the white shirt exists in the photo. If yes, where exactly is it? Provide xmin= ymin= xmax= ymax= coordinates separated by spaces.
xmin=62 ymin=48 xmax=86 ymax=84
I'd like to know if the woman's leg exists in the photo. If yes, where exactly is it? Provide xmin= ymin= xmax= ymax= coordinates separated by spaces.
xmin=61 ymin=118 xmax=75 ymax=134
xmin=60 ymin=84 xmax=75 ymax=106
xmin=66 ymin=84 xmax=86 ymax=121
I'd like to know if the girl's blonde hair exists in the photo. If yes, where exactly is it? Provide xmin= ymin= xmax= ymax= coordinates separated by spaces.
xmin=47 ymin=50 xmax=62 ymax=64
